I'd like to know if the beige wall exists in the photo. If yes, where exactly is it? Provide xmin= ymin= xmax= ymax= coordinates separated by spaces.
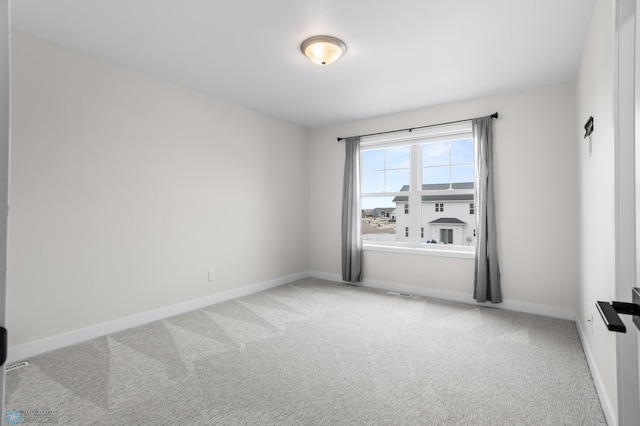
xmin=576 ymin=0 xmax=617 ymax=416
xmin=8 ymin=31 xmax=310 ymax=346
xmin=310 ymin=82 xmax=579 ymax=310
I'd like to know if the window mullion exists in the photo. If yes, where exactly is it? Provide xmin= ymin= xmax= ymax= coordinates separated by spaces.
xmin=409 ymin=145 xmax=421 ymax=245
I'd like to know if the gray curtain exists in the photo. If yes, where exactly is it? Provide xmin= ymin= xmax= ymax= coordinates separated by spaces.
xmin=341 ymin=137 xmax=362 ymax=282
xmin=473 ymin=117 xmax=501 ymax=303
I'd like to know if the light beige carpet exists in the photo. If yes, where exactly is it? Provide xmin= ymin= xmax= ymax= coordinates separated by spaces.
xmin=5 ymin=278 xmax=606 ymax=425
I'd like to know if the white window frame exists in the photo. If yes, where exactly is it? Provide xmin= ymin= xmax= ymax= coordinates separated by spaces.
xmin=360 ymin=122 xmax=475 ymax=258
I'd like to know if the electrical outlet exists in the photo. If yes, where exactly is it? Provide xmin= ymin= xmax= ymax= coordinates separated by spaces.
xmin=587 ymin=312 xmax=594 ymax=334
xmin=417 ymin=264 xmax=424 ymax=275
xmin=208 ymin=269 xmax=216 ymax=281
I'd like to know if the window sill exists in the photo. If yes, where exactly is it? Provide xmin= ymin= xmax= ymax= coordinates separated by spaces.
xmin=363 ymin=243 xmax=475 ymax=259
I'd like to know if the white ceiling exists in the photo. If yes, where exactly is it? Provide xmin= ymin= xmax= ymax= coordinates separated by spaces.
xmin=11 ymin=0 xmax=595 ymax=128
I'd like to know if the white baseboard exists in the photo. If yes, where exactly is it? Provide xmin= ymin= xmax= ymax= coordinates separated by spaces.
xmin=310 ymin=271 xmax=576 ymax=320
xmin=11 ymin=271 xmax=617 ymax=425
xmin=9 ymin=268 xmax=613 ymax=426
xmin=575 ymin=319 xmax=616 ymax=426
xmin=7 ymin=271 xmax=310 ymax=363
xmin=11 ymin=270 xmax=576 ymax=364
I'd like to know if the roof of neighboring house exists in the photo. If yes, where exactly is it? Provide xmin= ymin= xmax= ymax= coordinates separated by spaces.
xmin=423 ymin=194 xmax=474 ymax=201
xmin=371 ymin=207 xmax=396 ymax=213
xmin=427 ymin=182 xmax=473 ymax=190
xmin=394 ymin=183 xmax=473 ymax=192
xmin=393 ymin=194 xmax=474 ymax=202
xmin=392 ymin=196 xmax=408 ymax=202
xmin=429 ymin=217 xmax=467 ymax=225
xmin=391 ymin=182 xmax=474 ymax=202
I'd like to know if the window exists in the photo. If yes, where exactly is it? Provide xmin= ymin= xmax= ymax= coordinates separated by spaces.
xmin=439 ymin=229 xmax=453 ymax=244
xmin=470 ymin=203 xmax=475 ymax=214
xmin=360 ymin=122 xmax=475 ymax=253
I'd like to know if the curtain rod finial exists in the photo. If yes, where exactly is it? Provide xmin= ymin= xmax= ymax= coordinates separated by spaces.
xmin=491 ymin=112 xmax=499 ymax=119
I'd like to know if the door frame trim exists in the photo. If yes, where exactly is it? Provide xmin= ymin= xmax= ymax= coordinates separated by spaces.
xmin=614 ymin=0 xmax=640 ymax=425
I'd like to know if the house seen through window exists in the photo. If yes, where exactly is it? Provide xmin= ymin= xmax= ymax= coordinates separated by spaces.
xmin=360 ymin=122 xmax=475 ymax=251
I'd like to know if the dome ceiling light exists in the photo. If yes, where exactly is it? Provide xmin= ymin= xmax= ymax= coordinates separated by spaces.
xmin=300 ymin=35 xmax=347 ymax=65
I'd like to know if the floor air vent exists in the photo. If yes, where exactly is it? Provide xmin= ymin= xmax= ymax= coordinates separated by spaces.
xmin=386 ymin=291 xmax=413 ymax=298
xmin=6 ymin=361 xmax=29 ymax=372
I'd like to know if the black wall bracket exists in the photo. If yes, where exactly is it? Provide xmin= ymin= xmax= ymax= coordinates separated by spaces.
xmin=584 ymin=116 xmax=594 ymax=138
xmin=0 ymin=326 xmax=6 ymax=366
xmin=596 ymin=288 xmax=640 ymax=333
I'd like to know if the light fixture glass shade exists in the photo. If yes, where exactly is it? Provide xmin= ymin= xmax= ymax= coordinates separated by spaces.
xmin=301 ymin=35 xmax=346 ymax=65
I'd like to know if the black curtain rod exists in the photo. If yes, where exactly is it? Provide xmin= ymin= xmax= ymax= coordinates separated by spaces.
xmin=336 ymin=112 xmax=498 ymax=142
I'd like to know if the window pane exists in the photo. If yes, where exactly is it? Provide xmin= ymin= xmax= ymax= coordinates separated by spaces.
xmin=450 ymin=139 xmax=474 ymax=164
xmin=422 ymin=141 xmax=450 ymax=166
xmin=361 ymin=146 xmax=410 ymax=193
xmin=386 ymin=146 xmax=410 ymax=169
xmin=362 ymin=171 xmax=384 ymax=193
xmin=422 ymin=166 xmax=450 ymax=185
xmin=362 ymin=149 xmax=384 ymax=171
xmin=451 ymin=165 xmax=474 ymax=183
xmin=386 ymin=169 xmax=409 ymax=192
xmin=422 ymin=139 xmax=474 ymax=187
xmin=361 ymin=196 xmax=397 ymax=241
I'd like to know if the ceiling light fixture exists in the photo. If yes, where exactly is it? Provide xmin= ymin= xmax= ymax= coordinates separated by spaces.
xmin=300 ymin=35 xmax=347 ymax=65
